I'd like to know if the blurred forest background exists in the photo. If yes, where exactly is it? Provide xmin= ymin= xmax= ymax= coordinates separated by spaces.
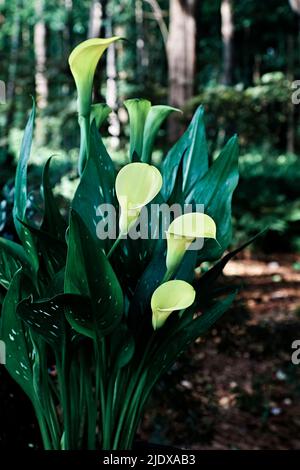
xmin=0 ymin=0 xmax=300 ymax=450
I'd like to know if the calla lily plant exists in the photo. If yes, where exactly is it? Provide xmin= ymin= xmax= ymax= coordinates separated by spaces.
xmin=0 ymin=37 xmax=243 ymax=450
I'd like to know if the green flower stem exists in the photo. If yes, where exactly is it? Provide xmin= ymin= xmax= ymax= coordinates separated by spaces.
xmin=161 ymin=267 xmax=175 ymax=283
xmin=95 ymin=337 xmax=107 ymax=448
xmin=112 ymin=336 xmax=155 ymax=449
xmin=107 ymin=233 xmax=124 ymax=259
xmin=121 ymin=370 xmax=148 ymax=449
xmin=56 ymin=350 xmax=72 ymax=449
xmin=84 ymin=367 xmax=96 ymax=449
xmin=78 ymin=348 xmax=96 ymax=450
xmin=34 ymin=401 xmax=52 ymax=450
xmin=78 ymin=115 xmax=90 ymax=176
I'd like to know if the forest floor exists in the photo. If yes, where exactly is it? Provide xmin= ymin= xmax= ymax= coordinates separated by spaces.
xmin=141 ymin=253 xmax=300 ymax=450
xmin=1 ymin=253 xmax=300 ymax=449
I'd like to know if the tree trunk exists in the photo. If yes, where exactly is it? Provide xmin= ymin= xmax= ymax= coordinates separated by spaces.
xmin=135 ymin=0 xmax=149 ymax=83
xmin=2 ymin=6 xmax=21 ymax=151
xmin=88 ymin=0 xmax=102 ymax=39
xmin=106 ymin=10 xmax=120 ymax=148
xmin=287 ymin=34 xmax=295 ymax=154
xmin=63 ymin=0 xmax=73 ymax=55
xmin=34 ymin=0 xmax=48 ymax=110
xmin=34 ymin=0 xmax=48 ymax=146
xmin=221 ymin=0 xmax=234 ymax=85
xmin=167 ymin=0 xmax=196 ymax=142
xmin=289 ymin=0 xmax=300 ymax=14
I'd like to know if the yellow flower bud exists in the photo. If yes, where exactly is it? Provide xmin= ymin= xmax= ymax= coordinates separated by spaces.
xmin=69 ymin=37 xmax=120 ymax=116
xmin=115 ymin=162 xmax=162 ymax=234
xmin=166 ymin=212 xmax=216 ymax=273
xmin=151 ymin=280 xmax=196 ymax=329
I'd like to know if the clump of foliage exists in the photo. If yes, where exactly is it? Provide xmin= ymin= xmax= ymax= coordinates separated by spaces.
xmin=0 ymin=38 xmax=243 ymax=450
xmin=187 ymin=73 xmax=295 ymax=153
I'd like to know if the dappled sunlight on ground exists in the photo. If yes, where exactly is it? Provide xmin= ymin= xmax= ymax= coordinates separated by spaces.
xmin=141 ymin=254 xmax=300 ymax=449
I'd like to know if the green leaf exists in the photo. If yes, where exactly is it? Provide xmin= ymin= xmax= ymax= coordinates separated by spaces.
xmin=0 ymin=238 xmax=28 ymax=289
xmin=192 ymin=135 xmax=239 ymax=261
xmin=41 ymin=157 xmax=67 ymax=242
xmin=0 ymin=270 xmax=35 ymax=401
xmin=72 ymin=121 xmax=116 ymax=251
xmin=161 ymin=106 xmax=209 ymax=201
xmin=12 ymin=102 xmax=39 ymax=275
xmin=90 ymin=103 xmax=111 ymax=128
xmin=17 ymin=293 xmax=86 ymax=351
xmin=124 ymin=98 xmax=151 ymax=160
xmin=141 ymin=105 xmax=179 ymax=163
xmin=65 ymin=210 xmax=123 ymax=337
xmin=110 ymin=322 xmax=135 ymax=369
xmin=17 ymin=219 xmax=67 ymax=282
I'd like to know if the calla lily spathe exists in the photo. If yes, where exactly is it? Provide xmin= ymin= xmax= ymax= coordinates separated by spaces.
xmin=166 ymin=212 xmax=216 ymax=273
xmin=69 ymin=37 xmax=120 ymax=116
xmin=115 ymin=162 xmax=162 ymax=234
xmin=151 ymin=280 xmax=196 ymax=330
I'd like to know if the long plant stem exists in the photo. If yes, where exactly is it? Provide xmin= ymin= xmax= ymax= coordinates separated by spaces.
xmin=112 ymin=336 xmax=155 ymax=449
xmin=78 ymin=115 xmax=90 ymax=176
xmin=107 ymin=233 xmax=123 ymax=259
xmin=34 ymin=402 xmax=52 ymax=450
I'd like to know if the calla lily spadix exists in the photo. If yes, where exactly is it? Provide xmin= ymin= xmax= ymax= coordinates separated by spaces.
xmin=151 ymin=280 xmax=196 ymax=330
xmin=69 ymin=37 xmax=120 ymax=116
xmin=166 ymin=212 xmax=216 ymax=275
xmin=116 ymin=162 xmax=162 ymax=235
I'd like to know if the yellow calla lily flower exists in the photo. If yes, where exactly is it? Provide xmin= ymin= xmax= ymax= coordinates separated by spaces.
xmin=166 ymin=212 xmax=216 ymax=274
xmin=151 ymin=280 xmax=196 ymax=330
xmin=116 ymin=162 xmax=162 ymax=234
xmin=69 ymin=37 xmax=120 ymax=116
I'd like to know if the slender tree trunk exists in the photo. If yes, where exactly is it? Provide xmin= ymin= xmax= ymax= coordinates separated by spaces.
xmin=287 ymin=34 xmax=295 ymax=153
xmin=135 ymin=0 xmax=149 ymax=83
xmin=6 ymin=11 xmax=20 ymax=102
xmin=289 ymin=0 xmax=300 ymax=14
xmin=2 ymin=5 xmax=21 ymax=150
xmin=253 ymin=54 xmax=261 ymax=83
xmin=221 ymin=0 xmax=234 ymax=85
xmin=34 ymin=0 xmax=48 ymax=110
xmin=34 ymin=0 xmax=48 ymax=146
xmin=106 ymin=9 xmax=120 ymax=148
xmin=167 ymin=0 xmax=196 ymax=142
xmin=63 ymin=0 xmax=73 ymax=54
xmin=88 ymin=0 xmax=102 ymax=39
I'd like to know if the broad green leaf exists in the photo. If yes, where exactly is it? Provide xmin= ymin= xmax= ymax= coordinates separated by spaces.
xmin=18 ymin=219 xmax=67 ymax=282
xmin=0 ymin=237 xmax=28 ymax=289
xmin=141 ymin=105 xmax=179 ymax=163
xmin=65 ymin=210 xmax=123 ymax=337
xmin=72 ymin=121 xmax=116 ymax=251
xmin=161 ymin=106 xmax=209 ymax=201
xmin=110 ymin=323 xmax=135 ymax=369
xmin=12 ymin=103 xmax=39 ymax=275
xmin=17 ymin=293 xmax=87 ymax=351
xmin=191 ymin=135 xmax=239 ymax=261
xmin=124 ymin=99 xmax=151 ymax=160
xmin=127 ymin=248 xmax=165 ymax=329
xmin=41 ymin=157 xmax=67 ymax=242
xmin=0 ymin=270 xmax=35 ymax=401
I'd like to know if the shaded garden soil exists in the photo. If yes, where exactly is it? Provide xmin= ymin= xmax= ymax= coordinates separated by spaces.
xmin=1 ymin=253 xmax=300 ymax=449
xmin=140 ymin=253 xmax=300 ymax=449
